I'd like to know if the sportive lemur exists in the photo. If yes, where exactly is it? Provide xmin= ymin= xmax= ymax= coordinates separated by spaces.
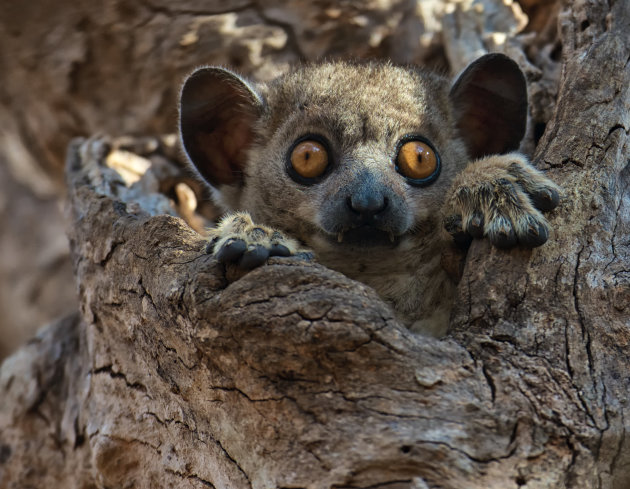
xmin=179 ymin=54 xmax=560 ymax=336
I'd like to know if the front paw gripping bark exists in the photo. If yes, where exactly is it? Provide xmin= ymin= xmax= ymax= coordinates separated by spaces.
xmin=443 ymin=153 xmax=561 ymax=249
xmin=208 ymin=212 xmax=310 ymax=269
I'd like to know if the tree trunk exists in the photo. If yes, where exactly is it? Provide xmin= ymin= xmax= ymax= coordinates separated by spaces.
xmin=1 ymin=1 xmax=629 ymax=488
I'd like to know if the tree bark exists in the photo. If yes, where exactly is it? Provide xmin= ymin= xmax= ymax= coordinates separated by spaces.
xmin=1 ymin=0 xmax=629 ymax=488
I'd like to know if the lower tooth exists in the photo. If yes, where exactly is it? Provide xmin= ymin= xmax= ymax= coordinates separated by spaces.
xmin=388 ymin=231 xmax=395 ymax=243
xmin=337 ymin=232 xmax=344 ymax=243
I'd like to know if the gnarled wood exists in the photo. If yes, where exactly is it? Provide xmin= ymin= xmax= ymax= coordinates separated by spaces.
xmin=0 ymin=1 xmax=628 ymax=488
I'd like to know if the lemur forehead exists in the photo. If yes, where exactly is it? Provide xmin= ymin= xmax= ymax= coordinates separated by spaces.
xmin=260 ymin=62 xmax=451 ymax=141
xmin=267 ymin=62 xmax=445 ymax=111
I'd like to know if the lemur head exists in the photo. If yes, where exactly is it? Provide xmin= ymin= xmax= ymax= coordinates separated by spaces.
xmin=180 ymin=54 xmax=526 ymax=253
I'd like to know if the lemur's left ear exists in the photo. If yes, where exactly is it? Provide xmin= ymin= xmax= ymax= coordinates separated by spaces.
xmin=449 ymin=53 xmax=527 ymax=159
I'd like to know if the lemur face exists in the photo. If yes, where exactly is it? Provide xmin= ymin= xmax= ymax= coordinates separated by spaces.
xmin=243 ymin=63 xmax=468 ymax=253
xmin=179 ymin=58 xmax=526 ymax=255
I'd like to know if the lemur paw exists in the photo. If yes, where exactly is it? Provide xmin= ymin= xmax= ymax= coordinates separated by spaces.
xmin=443 ymin=153 xmax=561 ymax=249
xmin=207 ymin=212 xmax=310 ymax=269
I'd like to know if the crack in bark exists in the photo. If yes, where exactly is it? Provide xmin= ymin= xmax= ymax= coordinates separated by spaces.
xmin=143 ymin=411 xmax=252 ymax=488
xmin=157 ymin=339 xmax=199 ymax=371
xmin=101 ymin=432 xmax=161 ymax=451
xmin=570 ymin=245 xmax=601 ymax=431
xmin=481 ymin=364 xmax=496 ymax=404
xmin=164 ymin=468 xmax=217 ymax=488
xmin=359 ymin=404 xmax=468 ymax=423
xmin=564 ymin=318 xmax=574 ymax=381
xmin=92 ymin=365 xmax=148 ymax=393
xmin=415 ymin=439 xmax=517 ymax=465
xmin=210 ymin=385 xmax=295 ymax=404
xmin=564 ymin=436 xmax=580 ymax=488
xmin=98 ymin=240 xmax=123 ymax=267
xmin=512 ymin=371 xmax=573 ymax=438
xmin=137 ymin=277 xmax=158 ymax=314
xmin=461 ymin=346 xmax=495 ymax=405
xmin=607 ymin=124 xmax=630 ymax=138
xmin=213 ymin=437 xmax=253 ymax=488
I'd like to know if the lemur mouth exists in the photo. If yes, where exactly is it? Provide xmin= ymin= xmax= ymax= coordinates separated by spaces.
xmin=329 ymin=226 xmax=401 ymax=248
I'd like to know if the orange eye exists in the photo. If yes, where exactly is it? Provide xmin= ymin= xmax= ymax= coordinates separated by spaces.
xmin=396 ymin=140 xmax=440 ymax=182
xmin=290 ymin=140 xmax=329 ymax=179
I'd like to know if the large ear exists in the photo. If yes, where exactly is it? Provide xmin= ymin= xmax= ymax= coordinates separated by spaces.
xmin=449 ymin=53 xmax=527 ymax=159
xmin=179 ymin=67 xmax=263 ymax=186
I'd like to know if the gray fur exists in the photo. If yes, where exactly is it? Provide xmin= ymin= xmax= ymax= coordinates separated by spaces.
xmin=180 ymin=57 xmax=560 ymax=336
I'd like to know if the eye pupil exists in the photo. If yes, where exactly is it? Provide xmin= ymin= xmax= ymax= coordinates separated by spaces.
xmin=289 ymin=139 xmax=329 ymax=180
xmin=395 ymin=138 xmax=440 ymax=184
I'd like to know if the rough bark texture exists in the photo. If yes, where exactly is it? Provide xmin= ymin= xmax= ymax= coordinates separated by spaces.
xmin=1 ymin=0 xmax=629 ymax=488
xmin=451 ymin=3 xmax=630 ymax=487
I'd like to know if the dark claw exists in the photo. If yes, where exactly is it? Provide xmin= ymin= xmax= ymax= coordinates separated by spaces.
xmin=239 ymin=245 xmax=270 ymax=269
xmin=530 ymin=188 xmax=560 ymax=212
xmin=453 ymin=231 xmax=473 ymax=249
xmin=489 ymin=225 xmax=517 ymax=249
xmin=444 ymin=214 xmax=472 ymax=249
xmin=269 ymin=244 xmax=291 ymax=257
xmin=215 ymin=238 xmax=247 ymax=263
xmin=520 ymin=221 xmax=549 ymax=248
xmin=467 ymin=212 xmax=485 ymax=239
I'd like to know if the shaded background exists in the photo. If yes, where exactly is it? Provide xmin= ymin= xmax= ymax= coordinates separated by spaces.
xmin=0 ymin=0 xmax=560 ymax=360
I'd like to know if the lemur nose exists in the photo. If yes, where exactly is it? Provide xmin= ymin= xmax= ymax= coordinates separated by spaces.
xmin=347 ymin=193 xmax=389 ymax=219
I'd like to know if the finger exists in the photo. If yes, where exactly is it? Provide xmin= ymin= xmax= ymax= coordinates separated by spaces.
xmin=515 ymin=215 xmax=549 ymax=248
xmin=239 ymin=244 xmax=270 ymax=269
xmin=465 ymin=211 xmax=485 ymax=239
xmin=215 ymin=238 xmax=247 ymax=263
xmin=506 ymin=162 xmax=560 ymax=212
xmin=444 ymin=214 xmax=473 ymax=249
xmin=269 ymin=244 xmax=291 ymax=257
xmin=528 ymin=187 xmax=560 ymax=212
xmin=486 ymin=215 xmax=517 ymax=248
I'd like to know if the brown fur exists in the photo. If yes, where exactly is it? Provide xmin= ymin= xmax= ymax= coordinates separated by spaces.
xmin=180 ymin=57 xmax=560 ymax=336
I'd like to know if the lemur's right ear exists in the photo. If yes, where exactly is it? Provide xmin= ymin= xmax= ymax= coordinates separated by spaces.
xmin=180 ymin=67 xmax=263 ymax=186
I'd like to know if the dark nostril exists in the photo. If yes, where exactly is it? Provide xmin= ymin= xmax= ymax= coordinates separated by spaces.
xmin=347 ymin=193 xmax=388 ymax=217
